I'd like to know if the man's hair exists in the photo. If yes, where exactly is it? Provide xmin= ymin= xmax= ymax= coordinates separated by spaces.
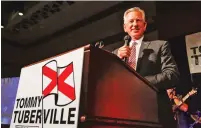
xmin=123 ymin=7 xmax=146 ymax=23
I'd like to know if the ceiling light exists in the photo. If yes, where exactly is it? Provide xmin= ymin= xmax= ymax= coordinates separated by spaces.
xmin=18 ymin=12 xmax=23 ymax=16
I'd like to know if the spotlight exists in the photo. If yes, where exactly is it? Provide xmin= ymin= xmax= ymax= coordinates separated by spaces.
xmin=18 ymin=12 xmax=23 ymax=16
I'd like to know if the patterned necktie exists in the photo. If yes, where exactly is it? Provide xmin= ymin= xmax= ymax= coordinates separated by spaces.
xmin=128 ymin=42 xmax=137 ymax=70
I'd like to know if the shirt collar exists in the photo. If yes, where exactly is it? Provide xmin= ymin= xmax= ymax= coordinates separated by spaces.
xmin=131 ymin=36 xmax=144 ymax=45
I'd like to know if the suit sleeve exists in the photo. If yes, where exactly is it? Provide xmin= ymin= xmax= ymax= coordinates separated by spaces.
xmin=144 ymin=41 xmax=180 ymax=90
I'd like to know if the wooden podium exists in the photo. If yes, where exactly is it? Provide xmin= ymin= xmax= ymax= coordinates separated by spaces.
xmin=77 ymin=46 xmax=164 ymax=128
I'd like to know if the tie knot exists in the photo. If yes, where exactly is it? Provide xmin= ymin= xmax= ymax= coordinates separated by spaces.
xmin=131 ymin=41 xmax=137 ymax=48
xmin=133 ymin=42 xmax=137 ymax=45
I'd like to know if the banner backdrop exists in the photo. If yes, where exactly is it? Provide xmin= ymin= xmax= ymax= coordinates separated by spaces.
xmin=185 ymin=32 xmax=201 ymax=74
xmin=10 ymin=47 xmax=84 ymax=128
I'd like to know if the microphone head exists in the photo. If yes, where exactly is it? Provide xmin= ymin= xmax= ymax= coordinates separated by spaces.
xmin=124 ymin=35 xmax=131 ymax=41
xmin=124 ymin=35 xmax=131 ymax=46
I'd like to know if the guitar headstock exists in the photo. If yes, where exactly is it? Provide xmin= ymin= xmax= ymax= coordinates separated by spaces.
xmin=188 ymin=88 xmax=198 ymax=96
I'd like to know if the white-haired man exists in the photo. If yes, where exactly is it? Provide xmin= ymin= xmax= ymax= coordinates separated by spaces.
xmin=113 ymin=7 xmax=183 ymax=128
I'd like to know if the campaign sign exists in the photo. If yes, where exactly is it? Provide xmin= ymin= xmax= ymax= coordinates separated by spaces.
xmin=10 ymin=47 xmax=84 ymax=128
xmin=185 ymin=32 xmax=201 ymax=73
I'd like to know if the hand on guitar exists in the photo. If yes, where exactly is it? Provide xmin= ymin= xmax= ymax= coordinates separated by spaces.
xmin=172 ymin=97 xmax=188 ymax=112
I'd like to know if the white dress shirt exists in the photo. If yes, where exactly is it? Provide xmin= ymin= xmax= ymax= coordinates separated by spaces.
xmin=129 ymin=36 xmax=144 ymax=68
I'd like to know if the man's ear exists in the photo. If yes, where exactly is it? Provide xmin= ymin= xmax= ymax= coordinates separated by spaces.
xmin=123 ymin=24 xmax=127 ymax=32
xmin=143 ymin=22 xmax=147 ymax=31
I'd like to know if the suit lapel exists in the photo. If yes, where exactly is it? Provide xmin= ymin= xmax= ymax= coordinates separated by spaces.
xmin=136 ymin=41 xmax=150 ymax=72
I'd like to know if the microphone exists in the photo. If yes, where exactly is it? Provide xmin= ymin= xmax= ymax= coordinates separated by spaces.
xmin=95 ymin=41 xmax=104 ymax=48
xmin=123 ymin=35 xmax=131 ymax=62
xmin=91 ymin=41 xmax=104 ymax=48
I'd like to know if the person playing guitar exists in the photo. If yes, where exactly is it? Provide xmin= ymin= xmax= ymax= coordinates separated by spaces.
xmin=167 ymin=88 xmax=197 ymax=113
xmin=167 ymin=88 xmax=197 ymax=128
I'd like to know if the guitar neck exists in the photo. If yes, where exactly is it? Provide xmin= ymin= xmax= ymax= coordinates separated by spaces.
xmin=182 ymin=93 xmax=190 ymax=102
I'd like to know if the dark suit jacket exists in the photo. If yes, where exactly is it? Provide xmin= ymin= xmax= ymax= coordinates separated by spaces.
xmin=113 ymin=40 xmax=179 ymax=128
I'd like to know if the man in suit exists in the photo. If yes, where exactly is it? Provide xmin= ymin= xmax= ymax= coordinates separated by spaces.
xmin=113 ymin=7 xmax=180 ymax=128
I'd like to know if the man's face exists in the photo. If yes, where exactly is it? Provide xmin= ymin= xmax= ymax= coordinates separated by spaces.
xmin=124 ymin=11 xmax=147 ymax=40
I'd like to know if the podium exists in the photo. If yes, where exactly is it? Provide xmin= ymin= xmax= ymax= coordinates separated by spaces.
xmin=77 ymin=46 xmax=163 ymax=128
xmin=10 ymin=45 xmax=176 ymax=128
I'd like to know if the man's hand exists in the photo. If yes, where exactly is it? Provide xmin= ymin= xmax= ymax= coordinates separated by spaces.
xmin=117 ymin=45 xmax=131 ymax=59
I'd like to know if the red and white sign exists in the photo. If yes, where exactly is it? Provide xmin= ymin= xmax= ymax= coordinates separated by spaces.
xmin=42 ymin=61 xmax=76 ymax=106
xmin=10 ymin=47 xmax=84 ymax=128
